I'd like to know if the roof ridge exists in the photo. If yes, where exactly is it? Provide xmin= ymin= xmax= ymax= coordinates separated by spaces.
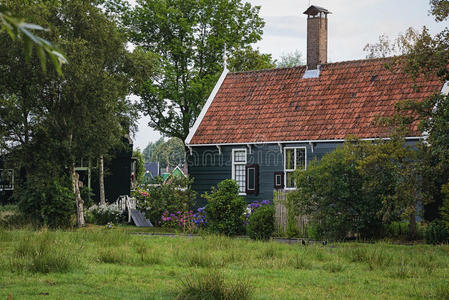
xmin=228 ymin=56 xmax=396 ymax=75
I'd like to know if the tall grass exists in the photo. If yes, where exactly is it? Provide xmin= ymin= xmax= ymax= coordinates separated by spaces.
xmin=177 ymin=271 xmax=252 ymax=300
xmin=10 ymin=230 xmax=81 ymax=273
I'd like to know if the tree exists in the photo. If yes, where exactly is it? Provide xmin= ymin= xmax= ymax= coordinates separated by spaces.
xmin=133 ymin=149 xmax=145 ymax=184
xmin=363 ymin=27 xmax=419 ymax=59
xmin=276 ymin=50 xmax=304 ymax=68
xmin=0 ymin=0 xmax=143 ymax=227
xmin=150 ymin=137 xmax=186 ymax=169
xmin=0 ymin=4 xmax=66 ymax=75
xmin=121 ymin=0 xmax=265 ymax=142
xmin=143 ymin=137 xmax=165 ymax=162
xmin=228 ymin=47 xmax=275 ymax=72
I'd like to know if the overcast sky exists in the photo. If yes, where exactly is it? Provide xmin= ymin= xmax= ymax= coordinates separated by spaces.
xmin=133 ymin=0 xmax=445 ymax=150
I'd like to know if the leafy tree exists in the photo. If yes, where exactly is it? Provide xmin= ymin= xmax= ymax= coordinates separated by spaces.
xmin=143 ymin=137 xmax=165 ymax=162
xmin=121 ymin=0 xmax=265 ymax=141
xmin=228 ymin=47 xmax=275 ymax=72
xmin=0 ymin=4 xmax=66 ymax=75
xmin=288 ymin=143 xmax=383 ymax=240
xmin=1 ymin=1 xmax=144 ymax=227
xmin=363 ymin=27 xmax=419 ymax=59
xmin=150 ymin=137 xmax=186 ymax=169
xmin=276 ymin=50 xmax=304 ymax=68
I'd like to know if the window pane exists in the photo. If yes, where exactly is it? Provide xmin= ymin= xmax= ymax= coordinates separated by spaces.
xmin=296 ymin=148 xmax=306 ymax=170
xmin=248 ymin=168 xmax=255 ymax=190
xmin=234 ymin=164 xmax=246 ymax=193
xmin=234 ymin=150 xmax=246 ymax=162
xmin=286 ymin=172 xmax=295 ymax=188
xmin=276 ymin=174 xmax=281 ymax=186
xmin=285 ymin=149 xmax=294 ymax=170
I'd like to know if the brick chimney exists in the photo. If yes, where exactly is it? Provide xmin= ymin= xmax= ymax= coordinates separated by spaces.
xmin=303 ymin=6 xmax=331 ymax=70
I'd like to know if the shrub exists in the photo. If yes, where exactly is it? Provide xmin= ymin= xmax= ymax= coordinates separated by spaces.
xmin=133 ymin=176 xmax=196 ymax=225
xmin=247 ymin=205 xmax=275 ymax=240
xmin=203 ymin=180 xmax=246 ymax=236
xmin=86 ymin=204 xmax=126 ymax=225
xmin=177 ymin=271 xmax=252 ymax=300
xmin=160 ymin=207 xmax=207 ymax=232
xmin=425 ymin=220 xmax=449 ymax=244
xmin=18 ymin=176 xmax=75 ymax=228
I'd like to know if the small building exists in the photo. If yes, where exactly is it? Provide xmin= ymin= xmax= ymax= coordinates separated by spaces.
xmin=185 ymin=5 xmax=447 ymax=206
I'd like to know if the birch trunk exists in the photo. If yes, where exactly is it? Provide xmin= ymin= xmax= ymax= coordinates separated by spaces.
xmin=99 ymin=155 xmax=106 ymax=205
xmin=72 ymin=167 xmax=85 ymax=227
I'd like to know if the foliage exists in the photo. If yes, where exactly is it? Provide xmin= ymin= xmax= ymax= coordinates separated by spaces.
xmin=228 ymin=47 xmax=275 ymax=72
xmin=430 ymin=0 xmax=449 ymax=22
xmin=160 ymin=208 xmax=207 ymax=232
xmin=441 ymin=182 xmax=449 ymax=231
xmin=276 ymin=50 xmax=304 ymax=68
xmin=133 ymin=149 xmax=145 ymax=184
xmin=425 ymin=220 xmax=449 ymax=244
xmin=150 ymin=137 xmax=185 ymax=169
xmin=85 ymin=204 xmax=126 ymax=225
xmin=203 ymin=180 xmax=247 ymax=236
xmin=363 ymin=27 xmax=419 ymax=59
xmin=120 ymin=0 xmax=265 ymax=141
xmin=17 ymin=176 xmax=75 ymax=229
xmin=0 ymin=4 xmax=66 ymax=75
xmin=143 ymin=137 xmax=164 ymax=162
xmin=289 ymin=138 xmax=422 ymax=240
xmin=0 ymin=0 xmax=144 ymax=226
xmin=247 ymin=204 xmax=275 ymax=241
xmin=133 ymin=176 xmax=196 ymax=225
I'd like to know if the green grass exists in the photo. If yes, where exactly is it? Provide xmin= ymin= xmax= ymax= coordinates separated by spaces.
xmin=0 ymin=228 xmax=448 ymax=299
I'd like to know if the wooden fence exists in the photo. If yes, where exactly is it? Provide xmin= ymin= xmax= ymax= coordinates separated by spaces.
xmin=273 ymin=190 xmax=308 ymax=236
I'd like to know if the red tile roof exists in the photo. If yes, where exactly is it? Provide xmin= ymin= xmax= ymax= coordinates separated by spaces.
xmin=189 ymin=57 xmax=444 ymax=145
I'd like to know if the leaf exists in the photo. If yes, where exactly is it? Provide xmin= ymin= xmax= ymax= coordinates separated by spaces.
xmin=24 ymin=36 xmax=33 ymax=63
xmin=36 ymin=46 xmax=47 ymax=73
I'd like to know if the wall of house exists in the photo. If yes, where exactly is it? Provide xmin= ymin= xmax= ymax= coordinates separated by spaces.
xmin=187 ymin=141 xmax=345 ymax=207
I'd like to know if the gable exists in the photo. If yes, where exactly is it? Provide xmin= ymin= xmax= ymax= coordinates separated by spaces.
xmin=187 ymin=58 xmax=444 ymax=145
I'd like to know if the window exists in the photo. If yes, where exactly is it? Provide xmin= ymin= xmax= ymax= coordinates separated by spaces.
xmin=274 ymin=172 xmax=284 ymax=189
xmin=246 ymin=164 xmax=259 ymax=195
xmin=284 ymin=147 xmax=306 ymax=189
xmin=232 ymin=149 xmax=247 ymax=194
xmin=0 ymin=169 xmax=14 ymax=191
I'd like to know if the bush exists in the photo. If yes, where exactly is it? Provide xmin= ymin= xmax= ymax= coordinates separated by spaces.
xmin=18 ymin=176 xmax=75 ymax=228
xmin=203 ymin=180 xmax=247 ymax=236
xmin=133 ymin=176 xmax=196 ymax=225
xmin=247 ymin=205 xmax=275 ymax=240
xmin=425 ymin=220 xmax=449 ymax=244
xmin=86 ymin=204 xmax=126 ymax=225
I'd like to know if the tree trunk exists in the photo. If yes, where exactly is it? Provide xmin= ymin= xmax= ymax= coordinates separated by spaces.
xmin=408 ymin=208 xmax=417 ymax=240
xmin=99 ymin=155 xmax=106 ymax=205
xmin=72 ymin=166 xmax=85 ymax=227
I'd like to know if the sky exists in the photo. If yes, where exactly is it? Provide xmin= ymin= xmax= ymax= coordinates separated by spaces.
xmin=133 ymin=0 xmax=446 ymax=150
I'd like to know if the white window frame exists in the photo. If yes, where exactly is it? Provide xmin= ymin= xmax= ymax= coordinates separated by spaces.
xmin=284 ymin=147 xmax=307 ymax=190
xmin=232 ymin=148 xmax=247 ymax=195
xmin=0 ymin=169 xmax=14 ymax=191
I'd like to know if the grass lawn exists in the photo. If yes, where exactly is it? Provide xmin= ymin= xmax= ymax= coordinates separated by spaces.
xmin=0 ymin=228 xmax=448 ymax=299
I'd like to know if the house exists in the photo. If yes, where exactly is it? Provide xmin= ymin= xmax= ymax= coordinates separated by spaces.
xmin=185 ymin=5 xmax=447 ymax=206
xmin=162 ymin=166 xmax=187 ymax=184
xmin=144 ymin=162 xmax=160 ymax=178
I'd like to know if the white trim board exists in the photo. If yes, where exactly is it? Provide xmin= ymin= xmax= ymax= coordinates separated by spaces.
xmin=442 ymin=81 xmax=449 ymax=95
xmin=185 ymin=68 xmax=230 ymax=145
xmin=186 ymin=136 xmax=424 ymax=147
